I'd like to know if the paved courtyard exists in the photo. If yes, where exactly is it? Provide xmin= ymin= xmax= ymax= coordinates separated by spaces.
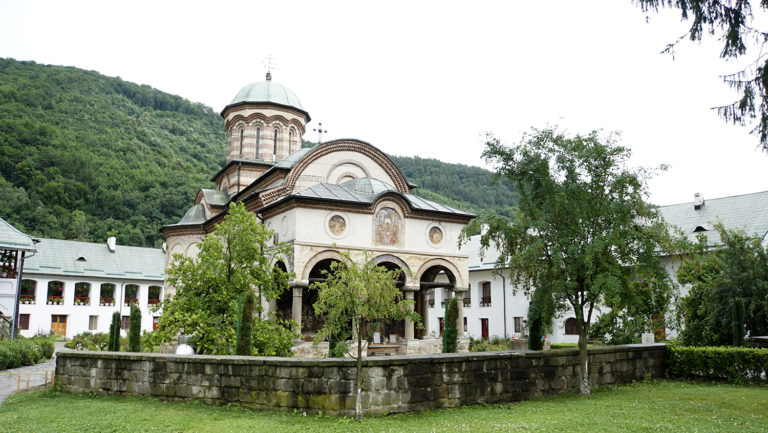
xmin=0 ymin=342 xmax=63 ymax=405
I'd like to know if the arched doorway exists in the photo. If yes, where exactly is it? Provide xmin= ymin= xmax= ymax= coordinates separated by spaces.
xmin=305 ymin=258 xmax=341 ymax=338
xmin=418 ymin=265 xmax=456 ymax=339
xmin=369 ymin=259 xmax=407 ymax=341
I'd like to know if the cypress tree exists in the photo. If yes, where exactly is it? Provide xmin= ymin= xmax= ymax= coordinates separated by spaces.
xmin=128 ymin=302 xmax=142 ymax=352
xmin=235 ymin=290 xmax=255 ymax=355
xmin=108 ymin=312 xmax=121 ymax=351
xmin=443 ymin=297 xmax=459 ymax=353
xmin=732 ymin=298 xmax=745 ymax=347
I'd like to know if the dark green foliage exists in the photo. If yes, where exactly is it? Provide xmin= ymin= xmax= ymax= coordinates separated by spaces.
xmin=443 ymin=297 xmax=458 ymax=353
xmin=251 ymin=318 xmax=297 ymax=357
xmin=108 ymin=312 xmax=120 ymax=352
xmin=128 ymin=303 xmax=141 ymax=352
xmin=469 ymin=336 xmax=511 ymax=352
xmin=0 ymin=58 xmax=225 ymax=247
xmin=527 ymin=287 xmax=555 ymax=351
xmin=0 ymin=335 xmax=55 ymax=370
xmin=677 ymin=225 xmax=768 ymax=347
xmin=389 ymin=155 xmax=517 ymax=219
xmin=667 ymin=345 xmax=768 ymax=383
xmin=235 ymin=290 xmax=255 ymax=356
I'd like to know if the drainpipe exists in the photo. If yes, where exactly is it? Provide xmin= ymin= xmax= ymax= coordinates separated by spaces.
xmin=500 ymin=272 xmax=507 ymax=339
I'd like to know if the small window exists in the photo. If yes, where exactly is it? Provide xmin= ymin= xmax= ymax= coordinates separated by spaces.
xmin=256 ymin=127 xmax=261 ymax=157
xmin=481 ymin=282 xmax=491 ymax=307
xmin=289 ymin=130 xmax=295 ymax=151
xmin=438 ymin=317 xmax=444 ymax=336
xmin=514 ymin=317 xmax=523 ymax=333
xmin=100 ymin=283 xmax=115 ymax=306
xmin=463 ymin=316 xmax=467 ymax=333
xmin=19 ymin=313 xmax=30 ymax=330
xmin=124 ymin=284 xmax=139 ymax=306
xmin=565 ymin=318 xmax=579 ymax=335
xmin=148 ymin=285 xmax=162 ymax=305
xmin=273 ymin=128 xmax=278 ymax=155
xmin=47 ymin=281 xmax=64 ymax=304
xmin=121 ymin=315 xmax=130 ymax=330
xmin=75 ymin=282 xmax=90 ymax=306
xmin=89 ymin=315 xmax=98 ymax=331
xmin=239 ymin=128 xmax=244 ymax=157
xmin=153 ymin=316 xmax=159 ymax=331
xmin=20 ymin=280 xmax=36 ymax=304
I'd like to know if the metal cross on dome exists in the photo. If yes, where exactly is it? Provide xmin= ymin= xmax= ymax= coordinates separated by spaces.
xmin=263 ymin=55 xmax=276 ymax=80
xmin=313 ymin=122 xmax=328 ymax=144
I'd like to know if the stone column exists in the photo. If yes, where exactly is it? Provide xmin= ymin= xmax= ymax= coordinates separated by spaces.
xmin=422 ymin=289 xmax=431 ymax=337
xmin=289 ymin=280 xmax=308 ymax=334
xmin=404 ymin=289 xmax=415 ymax=340
xmin=454 ymin=287 xmax=468 ymax=337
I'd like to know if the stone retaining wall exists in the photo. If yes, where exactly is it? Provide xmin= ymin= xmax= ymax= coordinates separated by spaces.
xmin=55 ymin=344 xmax=666 ymax=416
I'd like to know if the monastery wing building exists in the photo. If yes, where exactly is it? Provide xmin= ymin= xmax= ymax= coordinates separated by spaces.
xmin=161 ymin=74 xmax=475 ymax=349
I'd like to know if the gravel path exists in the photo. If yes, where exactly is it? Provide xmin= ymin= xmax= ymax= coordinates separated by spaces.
xmin=0 ymin=342 xmax=65 ymax=406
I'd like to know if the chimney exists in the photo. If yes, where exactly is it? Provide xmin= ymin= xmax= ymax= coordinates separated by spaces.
xmin=694 ymin=193 xmax=705 ymax=210
xmin=107 ymin=236 xmax=116 ymax=253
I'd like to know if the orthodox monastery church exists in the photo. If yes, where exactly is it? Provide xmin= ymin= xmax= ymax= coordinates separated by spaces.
xmin=161 ymin=73 xmax=475 ymax=352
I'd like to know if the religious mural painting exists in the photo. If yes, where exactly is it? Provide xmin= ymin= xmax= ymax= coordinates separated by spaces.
xmin=374 ymin=207 xmax=401 ymax=246
xmin=428 ymin=226 xmax=443 ymax=244
xmin=328 ymin=215 xmax=346 ymax=236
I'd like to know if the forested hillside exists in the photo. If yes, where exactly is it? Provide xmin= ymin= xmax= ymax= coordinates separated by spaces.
xmin=0 ymin=59 xmax=225 ymax=247
xmin=0 ymin=59 xmax=515 ymax=247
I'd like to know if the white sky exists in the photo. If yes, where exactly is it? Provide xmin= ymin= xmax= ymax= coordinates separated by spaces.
xmin=1 ymin=0 xmax=767 ymax=206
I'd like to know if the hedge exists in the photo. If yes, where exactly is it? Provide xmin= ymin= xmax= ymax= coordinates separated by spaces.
xmin=0 ymin=336 xmax=55 ymax=370
xmin=667 ymin=345 xmax=768 ymax=383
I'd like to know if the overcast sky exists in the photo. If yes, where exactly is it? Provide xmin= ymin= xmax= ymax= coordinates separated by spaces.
xmin=2 ymin=0 xmax=767 ymax=206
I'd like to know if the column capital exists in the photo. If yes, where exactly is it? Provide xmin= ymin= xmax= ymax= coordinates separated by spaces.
xmin=403 ymin=284 xmax=420 ymax=292
xmin=289 ymin=280 xmax=309 ymax=289
xmin=453 ymin=286 xmax=470 ymax=293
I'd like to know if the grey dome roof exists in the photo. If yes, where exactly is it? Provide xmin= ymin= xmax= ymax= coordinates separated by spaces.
xmin=229 ymin=73 xmax=304 ymax=111
xmin=341 ymin=177 xmax=397 ymax=195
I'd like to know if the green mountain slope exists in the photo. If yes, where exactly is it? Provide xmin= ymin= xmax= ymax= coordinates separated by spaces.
xmin=0 ymin=59 xmax=225 ymax=247
xmin=0 ymin=59 xmax=515 ymax=247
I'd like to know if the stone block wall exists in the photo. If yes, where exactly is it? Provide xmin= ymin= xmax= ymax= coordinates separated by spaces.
xmin=55 ymin=344 xmax=665 ymax=416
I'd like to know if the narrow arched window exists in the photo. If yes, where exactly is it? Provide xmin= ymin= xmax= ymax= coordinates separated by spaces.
xmin=273 ymin=128 xmax=278 ymax=156
xmin=564 ymin=318 xmax=579 ymax=335
xmin=239 ymin=128 xmax=244 ymax=157
xmin=289 ymin=130 xmax=295 ymax=152
xmin=255 ymin=127 xmax=261 ymax=158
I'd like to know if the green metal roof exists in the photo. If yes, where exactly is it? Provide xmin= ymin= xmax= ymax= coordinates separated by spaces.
xmin=23 ymin=238 xmax=164 ymax=280
xmin=228 ymin=74 xmax=304 ymax=111
xmin=0 ymin=217 xmax=37 ymax=252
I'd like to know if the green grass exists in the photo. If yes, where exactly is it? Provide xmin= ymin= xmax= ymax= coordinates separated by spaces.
xmin=1 ymin=381 xmax=766 ymax=432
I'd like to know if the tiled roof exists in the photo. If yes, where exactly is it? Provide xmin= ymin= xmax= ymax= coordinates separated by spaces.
xmin=0 ymin=217 xmax=37 ymax=252
xmin=23 ymin=238 xmax=164 ymax=280
xmin=658 ymin=191 xmax=768 ymax=246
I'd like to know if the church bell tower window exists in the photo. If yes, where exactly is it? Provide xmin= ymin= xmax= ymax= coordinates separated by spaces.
xmin=239 ymin=128 xmax=244 ymax=157
xmin=273 ymin=128 xmax=278 ymax=158
xmin=255 ymin=127 xmax=260 ymax=159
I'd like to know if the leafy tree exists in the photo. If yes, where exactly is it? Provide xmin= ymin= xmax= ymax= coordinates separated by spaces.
xmin=154 ymin=203 xmax=290 ymax=354
xmin=465 ymin=128 xmax=675 ymax=395
xmin=635 ymin=0 xmax=768 ymax=150
xmin=251 ymin=318 xmax=297 ymax=356
xmin=128 ymin=302 xmax=142 ymax=352
xmin=311 ymin=251 xmax=420 ymax=420
xmin=108 ymin=312 xmax=120 ymax=352
xmin=676 ymin=224 xmax=768 ymax=346
xmin=443 ymin=297 xmax=459 ymax=353
xmin=235 ymin=290 xmax=255 ymax=356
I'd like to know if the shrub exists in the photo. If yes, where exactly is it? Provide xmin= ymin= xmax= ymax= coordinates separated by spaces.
xmin=252 ymin=318 xmax=298 ymax=357
xmin=235 ymin=291 xmax=255 ymax=356
xmin=469 ymin=336 xmax=512 ymax=352
xmin=443 ymin=297 xmax=458 ymax=353
xmin=0 ymin=335 xmax=55 ymax=370
xmin=667 ymin=345 xmax=768 ymax=383
xmin=108 ymin=312 xmax=120 ymax=351
xmin=128 ymin=303 xmax=141 ymax=352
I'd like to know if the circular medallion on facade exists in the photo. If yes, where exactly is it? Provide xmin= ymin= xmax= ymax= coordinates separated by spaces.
xmin=328 ymin=215 xmax=346 ymax=236
xmin=429 ymin=226 xmax=444 ymax=244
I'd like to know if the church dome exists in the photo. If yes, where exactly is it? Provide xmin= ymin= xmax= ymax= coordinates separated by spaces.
xmin=341 ymin=177 xmax=397 ymax=195
xmin=228 ymin=72 xmax=304 ymax=111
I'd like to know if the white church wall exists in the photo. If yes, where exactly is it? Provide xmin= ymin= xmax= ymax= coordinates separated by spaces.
xmin=292 ymin=151 xmax=396 ymax=193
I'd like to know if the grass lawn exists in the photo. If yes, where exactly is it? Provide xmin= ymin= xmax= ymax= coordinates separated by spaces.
xmin=1 ymin=381 xmax=766 ymax=432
